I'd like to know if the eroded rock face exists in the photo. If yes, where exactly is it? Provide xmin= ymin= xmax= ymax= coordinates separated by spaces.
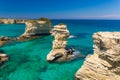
xmin=75 ymin=32 xmax=120 ymax=80
xmin=47 ymin=24 xmax=82 ymax=62
xmin=14 ymin=19 xmax=25 ymax=24
xmin=20 ymin=19 xmax=52 ymax=40
xmin=47 ymin=24 xmax=70 ymax=62
xmin=0 ymin=19 xmax=15 ymax=24
xmin=0 ymin=18 xmax=52 ymax=45
xmin=0 ymin=18 xmax=25 ymax=24
xmin=0 ymin=53 xmax=8 ymax=64
xmin=0 ymin=36 xmax=11 ymax=47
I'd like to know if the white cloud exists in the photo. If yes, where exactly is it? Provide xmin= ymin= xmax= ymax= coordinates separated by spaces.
xmin=102 ymin=15 xmax=120 ymax=18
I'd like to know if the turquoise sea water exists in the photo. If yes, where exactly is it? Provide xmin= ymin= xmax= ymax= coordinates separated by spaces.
xmin=0 ymin=20 xmax=120 ymax=80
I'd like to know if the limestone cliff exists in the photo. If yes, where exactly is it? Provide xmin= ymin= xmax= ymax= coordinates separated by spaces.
xmin=20 ymin=18 xmax=52 ymax=39
xmin=47 ymin=24 xmax=82 ymax=62
xmin=0 ymin=18 xmax=15 ymax=24
xmin=0 ymin=18 xmax=25 ymax=24
xmin=14 ymin=19 xmax=25 ymax=24
xmin=75 ymin=32 xmax=120 ymax=80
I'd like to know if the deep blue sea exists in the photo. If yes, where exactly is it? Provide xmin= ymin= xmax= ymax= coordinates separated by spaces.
xmin=0 ymin=20 xmax=120 ymax=80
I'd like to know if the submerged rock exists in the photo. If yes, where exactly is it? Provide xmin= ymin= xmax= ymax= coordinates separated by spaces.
xmin=0 ymin=36 xmax=11 ymax=41
xmin=0 ymin=53 xmax=8 ymax=64
xmin=0 ymin=36 xmax=11 ymax=47
xmin=75 ymin=32 xmax=120 ymax=80
xmin=47 ymin=24 xmax=82 ymax=62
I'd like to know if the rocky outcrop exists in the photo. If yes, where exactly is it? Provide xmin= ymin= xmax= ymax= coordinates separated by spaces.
xmin=14 ymin=19 xmax=25 ymax=24
xmin=0 ymin=18 xmax=25 ymax=24
xmin=0 ymin=18 xmax=52 ymax=45
xmin=19 ymin=18 xmax=52 ymax=40
xmin=0 ymin=18 xmax=15 ymax=24
xmin=0 ymin=53 xmax=8 ymax=64
xmin=47 ymin=24 xmax=82 ymax=62
xmin=0 ymin=36 xmax=11 ymax=47
xmin=75 ymin=32 xmax=120 ymax=80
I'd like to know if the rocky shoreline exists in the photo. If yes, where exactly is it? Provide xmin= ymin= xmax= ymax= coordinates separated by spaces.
xmin=0 ymin=18 xmax=25 ymax=24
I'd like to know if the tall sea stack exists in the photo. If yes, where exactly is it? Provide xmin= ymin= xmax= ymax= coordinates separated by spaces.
xmin=75 ymin=32 xmax=120 ymax=80
xmin=47 ymin=24 xmax=82 ymax=62
xmin=47 ymin=24 xmax=70 ymax=62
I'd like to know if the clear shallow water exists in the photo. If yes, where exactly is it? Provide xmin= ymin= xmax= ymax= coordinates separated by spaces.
xmin=0 ymin=24 xmax=25 ymax=37
xmin=0 ymin=20 xmax=120 ymax=80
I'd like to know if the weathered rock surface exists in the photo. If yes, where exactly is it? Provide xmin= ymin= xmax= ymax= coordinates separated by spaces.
xmin=19 ymin=18 xmax=52 ymax=40
xmin=14 ymin=19 xmax=25 ymax=24
xmin=0 ymin=36 xmax=11 ymax=47
xmin=0 ymin=18 xmax=15 ymax=24
xmin=0 ymin=18 xmax=25 ymax=24
xmin=0 ymin=53 xmax=8 ymax=64
xmin=0 ymin=18 xmax=52 ymax=45
xmin=75 ymin=32 xmax=120 ymax=80
xmin=47 ymin=24 xmax=82 ymax=62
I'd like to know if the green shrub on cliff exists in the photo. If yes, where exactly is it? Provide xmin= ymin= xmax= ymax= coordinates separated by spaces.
xmin=26 ymin=18 xmax=51 ymax=23
xmin=58 ymin=23 xmax=66 ymax=26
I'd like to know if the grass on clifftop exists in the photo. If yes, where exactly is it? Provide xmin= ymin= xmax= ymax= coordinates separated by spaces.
xmin=39 ymin=18 xmax=51 ymax=23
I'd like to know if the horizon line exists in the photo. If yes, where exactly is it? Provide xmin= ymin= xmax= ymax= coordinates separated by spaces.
xmin=1 ymin=17 xmax=120 ymax=20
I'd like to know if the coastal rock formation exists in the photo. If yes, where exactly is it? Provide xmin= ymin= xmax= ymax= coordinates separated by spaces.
xmin=0 ymin=53 xmax=8 ymax=64
xmin=0 ymin=18 xmax=25 ymax=24
xmin=75 ymin=32 xmax=120 ymax=80
xmin=14 ymin=19 xmax=25 ymax=24
xmin=0 ymin=18 xmax=15 ymax=24
xmin=0 ymin=18 xmax=52 ymax=45
xmin=47 ymin=24 xmax=81 ymax=62
xmin=19 ymin=18 xmax=52 ymax=40
xmin=0 ymin=36 xmax=11 ymax=47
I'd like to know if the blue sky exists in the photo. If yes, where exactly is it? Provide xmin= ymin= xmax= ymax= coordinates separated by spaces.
xmin=0 ymin=0 xmax=120 ymax=19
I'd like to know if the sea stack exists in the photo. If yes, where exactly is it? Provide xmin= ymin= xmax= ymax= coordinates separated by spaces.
xmin=75 ymin=32 xmax=120 ymax=80
xmin=47 ymin=24 xmax=81 ymax=62
xmin=19 ymin=18 xmax=52 ymax=40
xmin=47 ymin=24 xmax=70 ymax=62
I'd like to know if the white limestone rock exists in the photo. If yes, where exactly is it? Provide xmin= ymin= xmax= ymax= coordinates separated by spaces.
xmin=75 ymin=32 xmax=120 ymax=80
